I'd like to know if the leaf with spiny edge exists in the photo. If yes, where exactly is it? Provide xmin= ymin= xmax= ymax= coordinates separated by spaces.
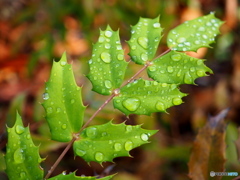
xmin=167 ymin=12 xmax=224 ymax=52
xmin=42 ymin=52 xmax=86 ymax=142
xmin=48 ymin=171 xmax=115 ymax=180
xmin=113 ymin=79 xmax=186 ymax=116
xmin=87 ymin=26 xmax=128 ymax=95
xmin=5 ymin=112 xmax=44 ymax=180
xmin=147 ymin=51 xmax=213 ymax=84
xmin=73 ymin=121 xmax=157 ymax=164
xmin=128 ymin=16 xmax=163 ymax=65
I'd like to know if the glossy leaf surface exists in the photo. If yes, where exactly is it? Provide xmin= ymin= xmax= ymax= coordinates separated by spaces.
xmin=128 ymin=16 xmax=163 ymax=65
xmin=5 ymin=112 xmax=43 ymax=180
xmin=42 ymin=52 xmax=86 ymax=142
xmin=87 ymin=26 xmax=128 ymax=95
xmin=73 ymin=121 xmax=157 ymax=163
xmin=113 ymin=79 xmax=186 ymax=115
xmin=147 ymin=51 xmax=213 ymax=84
xmin=167 ymin=13 xmax=223 ymax=52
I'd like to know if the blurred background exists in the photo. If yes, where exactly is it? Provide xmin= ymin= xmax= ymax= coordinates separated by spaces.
xmin=0 ymin=0 xmax=239 ymax=179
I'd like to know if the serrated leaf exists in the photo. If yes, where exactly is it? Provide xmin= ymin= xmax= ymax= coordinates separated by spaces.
xmin=128 ymin=16 xmax=163 ymax=65
xmin=48 ymin=172 xmax=115 ymax=180
xmin=167 ymin=13 xmax=223 ymax=52
xmin=5 ymin=112 xmax=44 ymax=180
xmin=87 ymin=26 xmax=128 ymax=95
xmin=113 ymin=79 xmax=186 ymax=116
xmin=73 ymin=121 xmax=157 ymax=163
xmin=147 ymin=51 xmax=213 ymax=84
xmin=42 ymin=52 xmax=86 ymax=142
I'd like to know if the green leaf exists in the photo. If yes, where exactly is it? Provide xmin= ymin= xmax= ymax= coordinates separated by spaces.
xmin=167 ymin=13 xmax=223 ymax=52
xmin=5 ymin=112 xmax=44 ymax=180
xmin=42 ymin=52 xmax=86 ymax=142
xmin=128 ymin=16 xmax=163 ymax=65
xmin=147 ymin=51 xmax=213 ymax=84
xmin=87 ymin=26 xmax=128 ymax=95
xmin=113 ymin=79 xmax=186 ymax=116
xmin=73 ymin=121 xmax=157 ymax=163
xmin=48 ymin=172 xmax=115 ymax=180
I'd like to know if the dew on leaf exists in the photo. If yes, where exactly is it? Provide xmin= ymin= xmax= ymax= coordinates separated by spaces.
xmin=60 ymin=61 xmax=67 ymax=66
xmin=26 ymin=134 xmax=30 ymax=140
xmin=141 ymin=53 xmax=148 ymax=61
xmin=155 ymin=101 xmax=165 ymax=111
xmin=131 ymin=45 xmax=136 ymax=50
xmin=194 ymin=40 xmax=200 ymax=45
xmin=137 ymin=37 xmax=148 ymax=49
xmin=15 ymin=125 xmax=24 ymax=135
xmin=116 ymin=45 xmax=122 ymax=50
xmin=148 ymin=65 xmax=156 ymax=72
xmin=198 ymin=27 xmax=206 ymax=31
xmin=100 ymin=52 xmax=111 ymax=63
xmin=20 ymin=171 xmax=26 ymax=178
xmin=42 ymin=93 xmax=49 ymax=100
xmin=105 ymin=43 xmax=111 ymax=49
xmin=161 ymin=83 xmax=168 ymax=87
xmin=141 ymin=133 xmax=149 ymax=141
xmin=114 ymin=143 xmax=122 ymax=151
xmin=190 ymin=67 xmax=195 ymax=72
xmin=76 ymin=149 xmax=86 ymax=156
xmin=95 ymin=152 xmax=104 ymax=161
xmin=197 ymin=60 xmax=203 ymax=65
xmin=172 ymin=97 xmax=182 ymax=105
xmin=177 ymin=37 xmax=186 ymax=43
xmin=153 ymin=22 xmax=160 ymax=28
xmin=98 ymin=37 xmax=105 ymax=43
xmin=104 ymin=80 xmax=112 ymax=89
xmin=126 ymin=125 xmax=133 ymax=133
xmin=184 ymin=72 xmax=193 ymax=84
xmin=117 ymin=54 xmax=124 ymax=60
xmin=71 ymin=99 xmax=75 ymax=104
xmin=57 ymin=107 xmax=61 ymax=113
xmin=14 ymin=148 xmax=24 ymax=164
xmin=47 ymin=107 xmax=53 ymax=114
xmin=124 ymin=140 xmax=133 ymax=151
xmin=61 ymin=124 xmax=67 ymax=130
xmin=167 ymin=66 xmax=174 ymax=73
xmin=202 ymin=35 xmax=208 ymax=39
xmin=123 ymin=98 xmax=140 ymax=112
xmin=86 ymin=127 xmax=97 ymax=137
xmin=171 ymin=54 xmax=181 ymax=61
xmin=197 ymin=70 xmax=205 ymax=77
xmin=105 ymin=31 xmax=112 ymax=37
xmin=101 ymin=132 xmax=107 ymax=137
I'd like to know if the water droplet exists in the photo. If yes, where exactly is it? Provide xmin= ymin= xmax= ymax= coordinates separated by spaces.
xmin=109 ymin=140 xmax=113 ymax=144
xmin=167 ymin=66 xmax=173 ymax=73
xmin=100 ymin=52 xmax=111 ymax=63
xmin=198 ymin=27 xmax=205 ymax=31
xmin=141 ymin=133 xmax=149 ymax=141
xmin=60 ymin=61 xmax=67 ymax=66
xmin=95 ymin=152 xmax=104 ymax=161
xmin=197 ymin=60 xmax=203 ymax=65
xmin=156 ymin=101 xmax=165 ymax=111
xmin=131 ymin=45 xmax=136 ymax=50
xmin=123 ymin=98 xmax=140 ymax=111
xmin=99 ymin=37 xmax=105 ymax=43
xmin=202 ymin=35 xmax=208 ymax=39
xmin=184 ymin=72 xmax=192 ymax=84
xmin=62 ymin=172 xmax=66 ymax=175
xmin=76 ymin=149 xmax=86 ymax=156
xmin=117 ymin=54 xmax=124 ymax=60
xmin=57 ymin=107 xmax=61 ymax=113
xmin=190 ymin=67 xmax=195 ymax=72
xmin=42 ymin=93 xmax=49 ymax=100
xmin=15 ymin=125 xmax=24 ymax=135
xmin=61 ymin=124 xmax=67 ymax=129
xmin=138 ymin=37 xmax=148 ymax=49
xmin=104 ymin=80 xmax=112 ymax=89
xmin=177 ymin=37 xmax=186 ymax=43
xmin=153 ymin=22 xmax=160 ymax=28
xmin=172 ymin=97 xmax=182 ymax=105
xmin=124 ymin=141 xmax=133 ymax=151
xmin=86 ymin=127 xmax=97 ymax=137
xmin=101 ymin=132 xmax=107 ymax=136
xmin=171 ymin=54 xmax=181 ymax=61
xmin=141 ymin=53 xmax=148 ymax=61
xmin=105 ymin=43 xmax=111 ymax=49
xmin=20 ymin=171 xmax=26 ymax=178
xmin=26 ymin=134 xmax=30 ymax=139
xmin=114 ymin=143 xmax=122 ymax=151
xmin=148 ymin=65 xmax=156 ymax=72
xmin=105 ymin=31 xmax=112 ymax=37
xmin=47 ymin=107 xmax=53 ymax=114
xmin=14 ymin=148 xmax=24 ymax=164
xmin=194 ymin=40 xmax=200 ymax=45
xmin=71 ymin=99 xmax=75 ymax=104
xmin=161 ymin=83 xmax=168 ymax=87
xmin=197 ymin=70 xmax=205 ymax=77
xmin=126 ymin=125 xmax=133 ymax=133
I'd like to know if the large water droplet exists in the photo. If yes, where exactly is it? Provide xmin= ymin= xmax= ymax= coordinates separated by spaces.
xmin=177 ymin=37 xmax=186 ymax=43
xmin=105 ymin=43 xmax=111 ymax=49
xmin=14 ymin=148 xmax=24 ymax=164
xmin=100 ymin=52 xmax=111 ymax=63
xmin=172 ymin=97 xmax=182 ymax=105
xmin=104 ymin=80 xmax=112 ymax=89
xmin=126 ymin=125 xmax=133 ymax=133
xmin=155 ymin=101 xmax=165 ymax=111
xmin=141 ymin=53 xmax=148 ymax=61
xmin=153 ymin=22 xmax=160 ymax=28
xmin=95 ymin=152 xmax=104 ymax=161
xmin=42 ymin=93 xmax=49 ymax=100
xmin=15 ymin=125 xmax=24 ymax=135
xmin=124 ymin=141 xmax=133 ymax=151
xmin=122 ymin=98 xmax=140 ymax=111
xmin=148 ymin=65 xmax=156 ymax=72
xmin=141 ymin=133 xmax=149 ymax=141
xmin=86 ymin=127 xmax=97 ymax=138
xmin=197 ymin=70 xmax=205 ymax=77
xmin=76 ymin=149 xmax=86 ymax=156
xmin=105 ymin=31 xmax=112 ymax=37
xmin=138 ymin=37 xmax=148 ymax=49
xmin=184 ymin=72 xmax=193 ymax=84
xmin=171 ymin=54 xmax=181 ymax=61
xmin=114 ymin=143 xmax=122 ymax=151
xmin=167 ymin=66 xmax=173 ymax=73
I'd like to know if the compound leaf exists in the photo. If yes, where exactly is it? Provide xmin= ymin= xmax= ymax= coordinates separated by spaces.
xmin=48 ymin=172 xmax=115 ymax=180
xmin=113 ymin=79 xmax=186 ymax=116
xmin=147 ymin=51 xmax=213 ymax=84
xmin=5 ymin=112 xmax=44 ymax=180
xmin=167 ymin=13 xmax=223 ymax=52
xmin=128 ymin=16 xmax=163 ymax=65
xmin=42 ymin=52 xmax=86 ymax=142
xmin=87 ymin=26 xmax=128 ymax=95
xmin=73 ymin=121 xmax=157 ymax=163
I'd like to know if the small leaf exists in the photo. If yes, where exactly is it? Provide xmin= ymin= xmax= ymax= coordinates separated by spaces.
xmin=188 ymin=109 xmax=228 ymax=180
xmin=48 ymin=172 xmax=115 ymax=180
xmin=73 ymin=121 xmax=157 ymax=163
xmin=128 ymin=16 xmax=163 ymax=65
xmin=167 ymin=13 xmax=223 ymax=52
xmin=147 ymin=51 xmax=213 ymax=84
xmin=113 ymin=79 xmax=186 ymax=116
xmin=5 ymin=112 xmax=44 ymax=180
xmin=87 ymin=26 xmax=128 ymax=95
xmin=42 ymin=52 xmax=86 ymax=142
